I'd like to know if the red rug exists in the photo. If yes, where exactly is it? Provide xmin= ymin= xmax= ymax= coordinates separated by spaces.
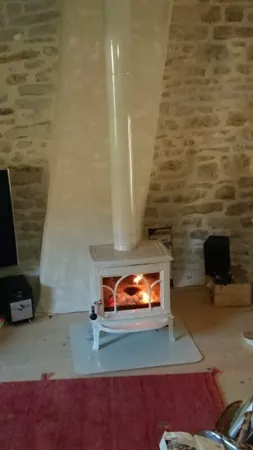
xmin=0 ymin=372 xmax=223 ymax=450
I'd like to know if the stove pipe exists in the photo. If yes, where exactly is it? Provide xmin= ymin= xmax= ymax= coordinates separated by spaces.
xmin=105 ymin=0 xmax=137 ymax=251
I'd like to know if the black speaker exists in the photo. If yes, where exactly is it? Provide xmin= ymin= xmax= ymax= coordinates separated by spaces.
xmin=204 ymin=235 xmax=230 ymax=282
xmin=0 ymin=275 xmax=34 ymax=324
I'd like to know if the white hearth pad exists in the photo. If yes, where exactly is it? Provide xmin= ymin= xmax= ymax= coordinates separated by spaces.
xmin=70 ymin=317 xmax=202 ymax=375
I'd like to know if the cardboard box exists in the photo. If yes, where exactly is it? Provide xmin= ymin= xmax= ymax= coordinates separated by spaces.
xmin=206 ymin=266 xmax=251 ymax=307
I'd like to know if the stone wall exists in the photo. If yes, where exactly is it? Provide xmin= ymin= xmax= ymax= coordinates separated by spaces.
xmin=145 ymin=0 xmax=253 ymax=286
xmin=0 ymin=0 xmax=60 ymax=270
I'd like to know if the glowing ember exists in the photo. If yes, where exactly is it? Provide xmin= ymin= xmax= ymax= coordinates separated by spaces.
xmin=134 ymin=274 xmax=143 ymax=284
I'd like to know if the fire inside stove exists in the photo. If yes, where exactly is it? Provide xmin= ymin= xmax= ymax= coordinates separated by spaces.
xmin=102 ymin=272 xmax=161 ymax=312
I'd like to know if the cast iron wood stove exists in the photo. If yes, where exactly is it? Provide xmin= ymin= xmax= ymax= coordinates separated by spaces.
xmin=89 ymin=241 xmax=174 ymax=350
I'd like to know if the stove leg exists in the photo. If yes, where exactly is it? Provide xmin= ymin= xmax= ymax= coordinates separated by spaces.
xmin=92 ymin=324 xmax=100 ymax=351
xmin=168 ymin=315 xmax=175 ymax=342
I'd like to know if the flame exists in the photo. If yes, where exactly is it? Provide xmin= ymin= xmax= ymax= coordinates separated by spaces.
xmin=134 ymin=274 xmax=143 ymax=284
xmin=140 ymin=291 xmax=149 ymax=303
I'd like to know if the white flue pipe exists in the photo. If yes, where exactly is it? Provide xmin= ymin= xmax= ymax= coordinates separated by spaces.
xmin=105 ymin=0 xmax=137 ymax=251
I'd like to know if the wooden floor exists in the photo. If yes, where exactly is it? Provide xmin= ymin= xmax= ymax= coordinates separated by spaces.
xmin=0 ymin=286 xmax=253 ymax=404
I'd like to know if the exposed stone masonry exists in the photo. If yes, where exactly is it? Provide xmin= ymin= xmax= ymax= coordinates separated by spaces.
xmin=2 ymin=0 xmax=252 ymax=287
xmin=0 ymin=0 xmax=59 ymax=267
xmin=146 ymin=0 xmax=253 ymax=285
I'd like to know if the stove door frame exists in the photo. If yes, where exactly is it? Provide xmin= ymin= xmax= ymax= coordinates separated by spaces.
xmin=90 ymin=261 xmax=170 ymax=319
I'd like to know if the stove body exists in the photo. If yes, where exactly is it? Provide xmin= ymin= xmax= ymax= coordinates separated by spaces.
xmin=89 ymin=240 xmax=174 ymax=350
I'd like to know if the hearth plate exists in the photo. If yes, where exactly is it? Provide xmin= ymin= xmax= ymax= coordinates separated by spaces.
xmin=70 ymin=317 xmax=202 ymax=375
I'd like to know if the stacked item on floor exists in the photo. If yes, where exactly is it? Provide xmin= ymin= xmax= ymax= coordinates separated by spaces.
xmin=160 ymin=394 xmax=253 ymax=450
xmin=0 ymin=275 xmax=35 ymax=324
xmin=216 ymin=394 xmax=253 ymax=445
xmin=204 ymin=235 xmax=251 ymax=307
xmin=160 ymin=432 xmax=225 ymax=450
